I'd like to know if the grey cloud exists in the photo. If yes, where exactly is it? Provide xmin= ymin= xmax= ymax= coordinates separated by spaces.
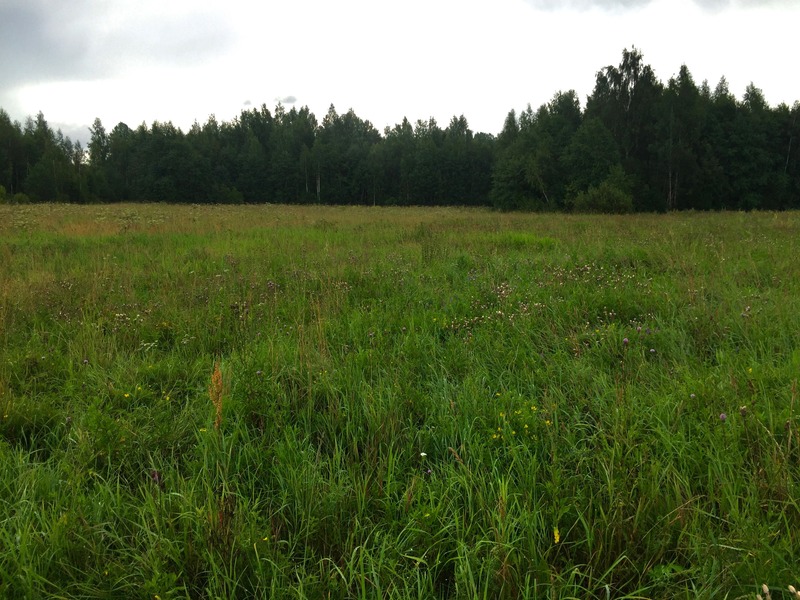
xmin=278 ymin=96 xmax=298 ymax=104
xmin=0 ymin=1 xmax=93 ymax=84
xmin=0 ymin=0 xmax=234 ymax=90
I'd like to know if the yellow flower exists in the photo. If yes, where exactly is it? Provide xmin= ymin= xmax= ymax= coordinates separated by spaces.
xmin=545 ymin=420 xmax=552 ymax=427
xmin=124 ymin=393 xmax=130 ymax=398
xmin=554 ymin=527 xmax=560 ymax=544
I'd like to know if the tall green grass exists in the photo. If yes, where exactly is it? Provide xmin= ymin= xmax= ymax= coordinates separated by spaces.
xmin=1 ymin=204 xmax=798 ymax=598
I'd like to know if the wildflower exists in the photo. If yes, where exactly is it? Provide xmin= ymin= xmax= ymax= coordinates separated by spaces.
xmin=419 ymin=452 xmax=427 ymax=458
xmin=545 ymin=420 xmax=552 ymax=427
xmin=719 ymin=413 xmax=727 ymax=422
xmin=622 ymin=337 xmax=629 ymax=345
xmin=554 ymin=527 xmax=560 ymax=544
xmin=739 ymin=405 xmax=748 ymax=417
xmin=690 ymin=393 xmax=696 ymax=399
xmin=650 ymin=348 xmax=656 ymax=354
xmin=124 ymin=393 xmax=130 ymax=398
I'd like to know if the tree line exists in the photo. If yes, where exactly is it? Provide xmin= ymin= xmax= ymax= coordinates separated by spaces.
xmin=1 ymin=48 xmax=798 ymax=211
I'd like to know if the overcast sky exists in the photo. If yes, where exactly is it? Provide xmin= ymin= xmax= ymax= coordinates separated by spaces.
xmin=1 ymin=0 xmax=798 ymax=144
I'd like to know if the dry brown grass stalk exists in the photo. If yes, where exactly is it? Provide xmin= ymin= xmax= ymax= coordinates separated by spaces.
xmin=209 ymin=361 xmax=224 ymax=431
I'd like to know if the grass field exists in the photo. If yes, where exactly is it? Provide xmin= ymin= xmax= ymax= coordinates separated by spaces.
xmin=1 ymin=204 xmax=799 ymax=599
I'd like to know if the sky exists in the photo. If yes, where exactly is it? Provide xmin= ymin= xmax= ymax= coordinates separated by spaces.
xmin=1 ymin=0 xmax=799 ymax=145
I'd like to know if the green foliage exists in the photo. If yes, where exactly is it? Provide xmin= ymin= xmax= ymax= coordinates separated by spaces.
xmin=563 ymin=117 xmax=620 ymax=194
xmin=571 ymin=165 xmax=634 ymax=213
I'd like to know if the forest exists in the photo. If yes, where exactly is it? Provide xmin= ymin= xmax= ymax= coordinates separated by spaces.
xmin=1 ymin=48 xmax=798 ymax=212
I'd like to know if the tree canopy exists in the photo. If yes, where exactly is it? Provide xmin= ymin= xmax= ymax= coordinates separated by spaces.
xmin=2 ymin=48 xmax=798 ymax=211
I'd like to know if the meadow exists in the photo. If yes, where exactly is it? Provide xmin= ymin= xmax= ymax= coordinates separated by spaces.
xmin=0 ymin=203 xmax=798 ymax=599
